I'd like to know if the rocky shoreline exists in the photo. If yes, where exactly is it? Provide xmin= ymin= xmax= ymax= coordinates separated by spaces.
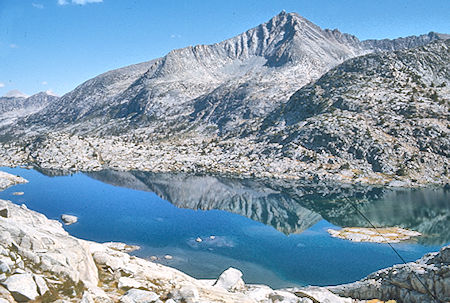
xmin=1 ymin=132 xmax=448 ymax=188
xmin=0 ymin=170 xmax=448 ymax=302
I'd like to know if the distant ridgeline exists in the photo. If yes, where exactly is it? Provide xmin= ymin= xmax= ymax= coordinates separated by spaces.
xmin=0 ymin=12 xmax=449 ymax=185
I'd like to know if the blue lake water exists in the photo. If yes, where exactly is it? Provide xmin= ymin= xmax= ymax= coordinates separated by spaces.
xmin=0 ymin=167 xmax=448 ymax=289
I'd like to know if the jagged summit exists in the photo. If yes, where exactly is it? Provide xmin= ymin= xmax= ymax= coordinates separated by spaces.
xmin=24 ymin=11 xmax=372 ymax=131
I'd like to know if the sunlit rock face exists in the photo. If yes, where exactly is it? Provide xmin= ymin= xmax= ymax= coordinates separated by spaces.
xmin=5 ymin=12 xmax=447 ymax=138
xmin=1 ymin=13 xmax=448 ymax=187
xmin=329 ymin=245 xmax=450 ymax=303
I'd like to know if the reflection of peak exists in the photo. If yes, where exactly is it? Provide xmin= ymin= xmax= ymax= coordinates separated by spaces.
xmin=86 ymin=170 xmax=450 ymax=244
xmin=87 ymin=170 xmax=322 ymax=235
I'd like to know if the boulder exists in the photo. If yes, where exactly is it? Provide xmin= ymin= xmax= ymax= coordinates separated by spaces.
xmin=0 ymin=209 xmax=8 ymax=218
xmin=0 ymin=200 xmax=99 ymax=288
xmin=33 ymin=274 xmax=49 ymax=296
xmin=213 ymin=267 xmax=246 ymax=292
xmin=81 ymin=292 xmax=95 ymax=303
xmin=61 ymin=214 xmax=78 ymax=225
xmin=2 ymin=273 xmax=39 ymax=301
xmin=120 ymin=289 xmax=160 ymax=303
xmin=0 ymin=261 xmax=10 ymax=274
xmin=292 ymin=286 xmax=353 ymax=303
xmin=118 ymin=276 xmax=142 ymax=290
xmin=0 ymin=284 xmax=16 ymax=302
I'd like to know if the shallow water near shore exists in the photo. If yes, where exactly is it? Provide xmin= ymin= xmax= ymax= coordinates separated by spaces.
xmin=0 ymin=167 xmax=448 ymax=289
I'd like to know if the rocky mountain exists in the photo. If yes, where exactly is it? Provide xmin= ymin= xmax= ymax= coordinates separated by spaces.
xmin=262 ymin=39 xmax=449 ymax=183
xmin=361 ymin=31 xmax=450 ymax=52
xmin=18 ymin=12 xmax=448 ymax=137
xmin=0 ymin=92 xmax=59 ymax=136
xmin=0 ymin=12 xmax=448 ymax=186
xmin=2 ymin=90 xmax=29 ymax=98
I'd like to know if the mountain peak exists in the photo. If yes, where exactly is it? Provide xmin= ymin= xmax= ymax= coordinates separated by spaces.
xmin=268 ymin=10 xmax=306 ymax=27
xmin=2 ymin=89 xmax=29 ymax=98
xmin=44 ymin=90 xmax=59 ymax=97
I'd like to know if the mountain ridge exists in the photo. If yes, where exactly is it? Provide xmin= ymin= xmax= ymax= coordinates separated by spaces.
xmin=18 ymin=11 xmax=448 ymax=136
xmin=0 ymin=11 xmax=448 ymax=186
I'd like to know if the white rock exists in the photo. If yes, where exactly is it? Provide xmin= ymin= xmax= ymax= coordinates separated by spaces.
xmin=195 ymin=237 xmax=202 ymax=243
xmin=269 ymin=290 xmax=303 ymax=303
xmin=33 ymin=274 xmax=49 ymax=296
xmin=213 ymin=267 xmax=246 ymax=292
xmin=118 ymin=276 xmax=142 ymax=289
xmin=164 ymin=255 xmax=173 ymax=260
xmin=179 ymin=285 xmax=199 ymax=301
xmin=245 ymin=284 xmax=274 ymax=301
xmin=0 ymin=260 xmax=10 ymax=273
xmin=81 ymin=291 xmax=95 ymax=303
xmin=293 ymin=286 xmax=353 ymax=303
xmin=120 ymin=289 xmax=159 ymax=303
xmin=2 ymin=273 xmax=39 ymax=301
xmin=103 ymin=242 xmax=140 ymax=252
xmin=388 ymin=180 xmax=407 ymax=187
xmin=61 ymin=214 xmax=78 ymax=225
xmin=0 ymin=200 xmax=99 ymax=287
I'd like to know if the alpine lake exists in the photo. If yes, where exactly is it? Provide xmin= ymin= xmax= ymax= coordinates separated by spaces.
xmin=0 ymin=167 xmax=448 ymax=289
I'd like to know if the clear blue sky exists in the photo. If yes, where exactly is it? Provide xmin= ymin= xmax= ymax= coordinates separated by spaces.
xmin=0 ymin=0 xmax=449 ymax=97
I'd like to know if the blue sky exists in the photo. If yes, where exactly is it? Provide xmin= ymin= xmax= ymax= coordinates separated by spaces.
xmin=0 ymin=0 xmax=449 ymax=97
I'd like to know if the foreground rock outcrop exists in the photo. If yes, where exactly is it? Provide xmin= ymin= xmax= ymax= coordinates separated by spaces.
xmin=0 ymin=172 xmax=27 ymax=191
xmin=329 ymin=246 xmax=450 ymax=303
xmin=0 ymin=197 xmax=353 ymax=303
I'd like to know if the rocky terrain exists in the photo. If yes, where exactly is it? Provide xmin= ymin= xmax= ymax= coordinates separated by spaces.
xmin=0 ymin=12 xmax=448 ymax=187
xmin=0 ymin=172 xmax=27 ymax=191
xmin=327 ymin=227 xmax=421 ymax=243
xmin=330 ymin=245 xmax=450 ymax=303
xmin=0 ymin=92 xmax=58 ymax=136
xmin=262 ymin=39 xmax=450 ymax=186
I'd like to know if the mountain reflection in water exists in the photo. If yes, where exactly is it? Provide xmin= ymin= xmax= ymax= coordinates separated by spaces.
xmin=86 ymin=170 xmax=449 ymax=245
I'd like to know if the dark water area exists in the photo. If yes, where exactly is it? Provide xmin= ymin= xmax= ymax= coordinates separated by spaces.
xmin=0 ymin=167 xmax=448 ymax=289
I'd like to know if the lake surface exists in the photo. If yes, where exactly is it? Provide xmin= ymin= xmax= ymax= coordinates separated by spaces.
xmin=0 ymin=167 xmax=448 ymax=289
